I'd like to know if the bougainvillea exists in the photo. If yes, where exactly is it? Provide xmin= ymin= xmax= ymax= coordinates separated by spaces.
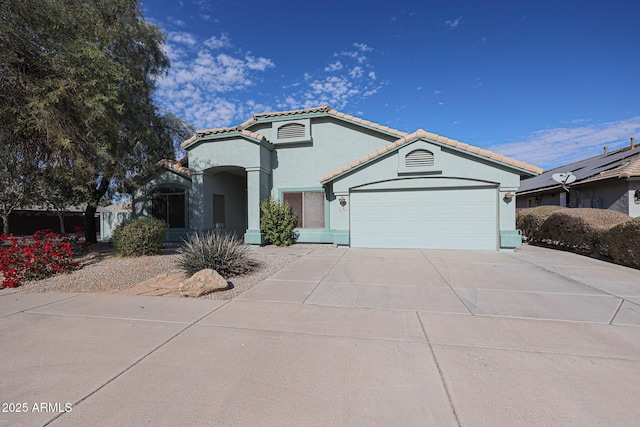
xmin=0 ymin=228 xmax=90 ymax=288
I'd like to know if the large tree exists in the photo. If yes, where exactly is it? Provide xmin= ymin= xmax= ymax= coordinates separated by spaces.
xmin=1 ymin=0 xmax=189 ymax=242
xmin=0 ymin=140 xmax=44 ymax=234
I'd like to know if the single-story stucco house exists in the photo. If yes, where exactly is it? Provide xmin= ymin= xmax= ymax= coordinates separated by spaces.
xmin=517 ymin=139 xmax=640 ymax=217
xmin=120 ymin=106 xmax=541 ymax=250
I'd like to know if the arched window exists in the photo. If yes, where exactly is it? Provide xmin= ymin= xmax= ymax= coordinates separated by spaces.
xmin=151 ymin=187 xmax=185 ymax=228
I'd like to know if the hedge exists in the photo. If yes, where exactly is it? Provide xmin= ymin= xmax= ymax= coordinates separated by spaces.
xmin=603 ymin=217 xmax=640 ymax=269
xmin=516 ymin=206 xmax=567 ymax=241
xmin=111 ymin=217 xmax=167 ymax=256
xmin=536 ymin=208 xmax=631 ymax=254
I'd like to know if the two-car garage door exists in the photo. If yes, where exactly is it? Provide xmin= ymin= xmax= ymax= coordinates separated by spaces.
xmin=350 ymin=186 xmax=498 ymax=250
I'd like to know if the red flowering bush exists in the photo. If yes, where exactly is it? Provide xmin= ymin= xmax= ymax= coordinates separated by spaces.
xmin=0 ymin=228 xmax=90 ymax=288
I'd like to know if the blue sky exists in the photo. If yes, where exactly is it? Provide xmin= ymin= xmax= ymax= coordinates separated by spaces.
xmin=142 ymin=0 xmax=640 ymax=170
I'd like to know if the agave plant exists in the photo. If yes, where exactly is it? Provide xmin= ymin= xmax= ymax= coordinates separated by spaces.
xmin=177 ymin=231 xmax=258 ymax=278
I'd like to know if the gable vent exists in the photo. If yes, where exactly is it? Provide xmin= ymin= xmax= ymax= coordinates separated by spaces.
xmin=277 ymin=123 xmax=306 ymax=139
xmin=405 ymin=149 xmax=434 ymax=167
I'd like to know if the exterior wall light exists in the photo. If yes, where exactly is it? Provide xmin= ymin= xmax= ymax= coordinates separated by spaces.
xmin=338 ymin=196 xmax=347 ymax=207
xmin=503 ymin=192 xmax=514 ymax=200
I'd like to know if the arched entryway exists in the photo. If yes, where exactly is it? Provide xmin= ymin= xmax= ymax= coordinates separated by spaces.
xmin=201 ymin=166 xmax=248 ymax=236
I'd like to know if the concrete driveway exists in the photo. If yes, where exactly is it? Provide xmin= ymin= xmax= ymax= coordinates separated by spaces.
xmin=1 ymin=245 xmax=639 ymax=426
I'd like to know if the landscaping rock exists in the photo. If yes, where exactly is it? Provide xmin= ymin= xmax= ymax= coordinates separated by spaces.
xmin=179 ymin=268 xmax=228 ymax=297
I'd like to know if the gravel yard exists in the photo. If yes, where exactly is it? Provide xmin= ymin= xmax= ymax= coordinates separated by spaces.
xmin=18 ymin=243 xmax=306 ymax=299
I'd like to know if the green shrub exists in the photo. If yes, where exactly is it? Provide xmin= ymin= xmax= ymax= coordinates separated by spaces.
xmin=111 ymin=217 xmax=167 ymax=256
xmin=602 ymin=217 xmax=640 ymax=268
xmin=177 ymin=231 xmax=258 ymax=278
xmin=260 ymin=197 xmax=298 ymax=247
xmin=537 ymin=208 xmax=631 ymax=254
xmin=516 ymin=206 xmax=567 ymax=241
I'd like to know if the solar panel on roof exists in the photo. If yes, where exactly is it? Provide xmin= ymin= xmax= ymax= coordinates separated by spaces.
xmin=519 ymin=146 xmax=640 ymax=192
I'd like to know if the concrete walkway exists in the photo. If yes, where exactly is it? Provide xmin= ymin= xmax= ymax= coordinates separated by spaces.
xmin=1 ymin=245 xmax=639 ymax=426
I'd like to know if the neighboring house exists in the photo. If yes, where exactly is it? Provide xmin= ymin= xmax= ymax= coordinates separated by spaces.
xmin=133 ymin=106 xmax=541 ymax=250
xmin=1 ymin=205 xmax=101 ymax=236
xmin=100 ymin=200 xmax=133 ymax=241
xmin=517 ymin=140 xmax=640 ymax=218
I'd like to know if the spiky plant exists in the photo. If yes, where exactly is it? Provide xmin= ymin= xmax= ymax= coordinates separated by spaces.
xmin=177 ymin=231 xmax=258 ymax=278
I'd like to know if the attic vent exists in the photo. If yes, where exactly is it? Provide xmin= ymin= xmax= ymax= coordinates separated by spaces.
xmin=277 ymin=123 xmax=305 ymax=139
xmin=405 ymin=149 xmax=434 ymax=167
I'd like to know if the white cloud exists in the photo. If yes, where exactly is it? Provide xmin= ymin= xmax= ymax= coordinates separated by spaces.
xmin=278 ymin=42 xmax=383 ymax=110
xmin=168 ymin=31 xmax=197 ymax=45
xmin=488 ymin=117 xmax=640 ymax=170
xmin=445 ymin=17 xmax=463 ymax=29
xmin=324 ymin=61 xmax=343 ymax=72
xmin=245 ymin=54 xmax=275 ymax=71
xmin=155 ymin=32 xmax=275 ymax=128
xmin=349 ymin=66 xmax=363 ymax=79
xmin=155 ymin=31 xmax=382 ymax=130
xmin=204 ymin=34 xmax=230 ymax=49
xmin=166 ymin=16 xmax=186 ymax=27
xmin=353 ymin=42 xmax=373 ymax=52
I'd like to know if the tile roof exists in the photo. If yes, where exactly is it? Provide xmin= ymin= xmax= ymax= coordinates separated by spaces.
xmin=518 ymin=145 xmax=640 ymax=193
xmin=179 ymin=105 xmax=541 ymax=182
xmin=181 ymin=127 xmax=269 ymax=148
xmin=156 ymin=159 xmax=191 ymax=177
xmin=183 ymin=105 xmax=408 ymax=148
xmin=319 ymin=129 xmax=542 ymax=183
xmin=238 ymin=105 xmax=334 ymax=128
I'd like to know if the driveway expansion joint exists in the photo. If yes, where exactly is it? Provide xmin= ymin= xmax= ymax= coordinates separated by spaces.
xmin=428 ymin=342 xmax=640 ymax=362
xmin=417 ymin=312 xmax=462 ymax=427
xmin=301 ymin=249 xmax=348 ymax=305
xmin=609 ymin=298 xmax=626 ymax=325
xmin=41 ymin=299 xmax=231 ymax=426
xmin=194 ymin=322 xmax=428 ymax=343
xmin=0 ymin=293 xmax=81 ymax=320
xmin=420 ymin=250 xmax=474 ymax=316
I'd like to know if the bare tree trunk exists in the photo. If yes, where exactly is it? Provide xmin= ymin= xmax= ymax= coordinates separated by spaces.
xmin=1 ymin=214 xmax=8 ymax=234
xmin=84 ymin=205 xmax=97 ymax=243
xmin=58 ymin=213 xmax=65 ymax=234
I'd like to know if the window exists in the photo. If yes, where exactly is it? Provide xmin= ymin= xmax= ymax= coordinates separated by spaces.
xmin=283 ymin=191 xmax=325 ymax=228
xmin=151 ymin=188 xmax=185 ymax=228
xmin=213 ymin=194 xmax=225 ymax=228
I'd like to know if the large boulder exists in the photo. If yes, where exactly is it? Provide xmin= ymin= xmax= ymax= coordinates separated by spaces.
xmin=179 ymin=268 xmax=228 ymax=297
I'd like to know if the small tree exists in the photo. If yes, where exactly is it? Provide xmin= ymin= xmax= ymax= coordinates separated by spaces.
xmin=259 ymin=197 xmax=298 ymax=247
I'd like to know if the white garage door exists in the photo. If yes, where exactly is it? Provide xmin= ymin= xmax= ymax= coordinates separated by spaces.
xmin=350 ymin=187 xmax=498 ymax=250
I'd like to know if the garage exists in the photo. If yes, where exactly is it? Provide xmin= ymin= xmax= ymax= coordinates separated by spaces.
xmin=350 ymin=186 xmax=498 ymax=250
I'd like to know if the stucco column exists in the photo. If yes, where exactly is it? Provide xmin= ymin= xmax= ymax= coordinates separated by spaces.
xmin=190 ymin=171 xmax=205 ymax=231
xmin=244 ymin=167 xmax=270 ymax=244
